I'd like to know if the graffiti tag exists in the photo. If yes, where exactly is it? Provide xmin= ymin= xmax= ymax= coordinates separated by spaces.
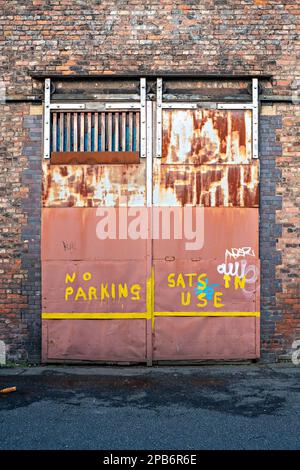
xmin=217 ymin=247 xmax=259 ymax=297
xmin=291 ymin=340 xmax=300 ymax=366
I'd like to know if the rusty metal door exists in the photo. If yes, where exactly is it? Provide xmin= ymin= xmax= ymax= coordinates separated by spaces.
xmin=41 ymin=77 xmax=260 ymax=363
xmin=41 ymin=78 xmax=153 ymax=363
xmin=152 ymin=79 xmax=260 ymax=361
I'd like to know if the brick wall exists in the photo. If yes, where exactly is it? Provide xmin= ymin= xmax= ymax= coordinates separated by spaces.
xmin=0 ymin=103 xmax=30 ymax=362
xmin=259 ymin=113 xmax=283 ymax=361
xmin=0 ymin=1 xmax=299 ymax=362
xmin=275 ymin=104 xmax=300 ymax=358
xmin=0 ymin=104 xmax=42 ymax=362
xmin=259 ymin=104 xmax=300 ymax=360
xmin=21 ymin=112 xmax=42 ymax=362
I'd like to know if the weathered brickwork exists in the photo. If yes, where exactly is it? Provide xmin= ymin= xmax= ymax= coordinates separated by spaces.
xmin=0 ymin=1 xmax=299 ymax=362
xmin=0 ymin=105 xmax=42 ymax=362
xmin=259 ymin=114 xmax=283 ymax=361
xmin=20 ymin=112 xmax=42 ymax=362
xmin=275 ymin=104 xmax=300 ymax=359
xmin=0 ymin=0 xmax=299 ymax=96
xmin=0 ymin=104 xmax=30 ymax=362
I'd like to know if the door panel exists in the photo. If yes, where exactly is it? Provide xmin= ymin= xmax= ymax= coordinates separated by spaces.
xmin=42 ymin=319 xmax=147 ymax=362
xmin=153 ymin=317 xmax=258 ymax=361
xmin=153 ymin=207 xmax=259 ymax=260
xmin=151 ymin=107 xmax=260 ymax=361
xmin=153 ymin=162 xmax=259 ymax=207
xmin=42 ymin=122 xmax=148 ymax=362
xmin=161 ymin=109 xmax=252 ymax=165
xmin=42 ymin=161 xmax=146 ymax=207
xmin=42 ymin=208 xmax=147 ymax=261
xmin=42 ymin=260 xmax=147 ymax=314
xmin=154 ymin=259 xmax=259 ymax=314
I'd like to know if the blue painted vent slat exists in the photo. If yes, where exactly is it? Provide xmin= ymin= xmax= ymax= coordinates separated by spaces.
xmin=51 ymin=111 xmax=140 ymax=154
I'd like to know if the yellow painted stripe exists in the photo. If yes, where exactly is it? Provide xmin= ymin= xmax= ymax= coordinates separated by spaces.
xmin=146 ymin=274 xmax=152 ymax=324
xmin=42 ymin=311 xmax=260 ymax=320
xmin=151 ymin=267 xmax=155 ymax=330
xmin=154 ymin=311 xmax=260 ymax=317
xmin=42 ymin=313 xmax=150 ymax=320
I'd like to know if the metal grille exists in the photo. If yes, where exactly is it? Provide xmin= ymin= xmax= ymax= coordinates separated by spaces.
xmin=50 ymin=111 xmax=140 ymax=153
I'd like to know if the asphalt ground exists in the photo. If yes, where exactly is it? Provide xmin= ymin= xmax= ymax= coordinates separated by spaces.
xmin=0 ymin=364 xmax=299 ymax=450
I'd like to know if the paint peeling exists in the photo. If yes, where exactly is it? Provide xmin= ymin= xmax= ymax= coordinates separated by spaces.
xmin=153 ymin=161 xmax=259 ymax=207
xmin=43 ymin=162 xmax=146 ymax=207
xmin=162 ymin=109 xmax=252 ymax=165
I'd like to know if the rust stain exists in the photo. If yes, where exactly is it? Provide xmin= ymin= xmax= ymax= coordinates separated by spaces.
xmin=162 ymin=109 xmax=252 ymax=165
xmin=153 ymin=161 xmax=259 ymax=207
xmin=51 ymin=151 xmax=140 ymax=165
xmin=232 ymin=112 xmax=246 ymax=148
xmin=42 ymin=162 xmax=146 ymax=207
xmin=59 ymin=166 xmax=68 ymax=177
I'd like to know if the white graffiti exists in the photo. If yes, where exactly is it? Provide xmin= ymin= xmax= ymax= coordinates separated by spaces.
xmin=291 ymin=340 xmax=300 ymax=366
xmin=217 ymin=247 xmax=259 ymax=298
xmin=225 ymin=247 xmax=255 ymax=260
xmin=0 ymin=80 xmax=6 ymax=104
xmin=242 ymin=263 xmax=260 ymax=298
xmin=217 ymin=258 xmax=248 ymax=278
xmin=0 ymin=340 xmax=6 ymax=366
